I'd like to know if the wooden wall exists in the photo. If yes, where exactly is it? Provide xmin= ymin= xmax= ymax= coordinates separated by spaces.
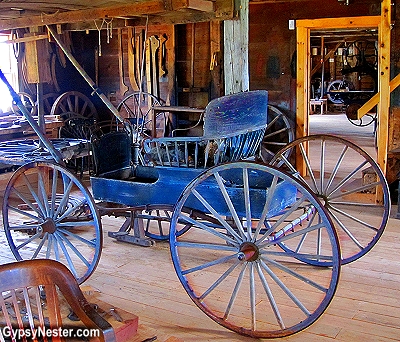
xmin=248 ymin=0 xmax=379 ymax=114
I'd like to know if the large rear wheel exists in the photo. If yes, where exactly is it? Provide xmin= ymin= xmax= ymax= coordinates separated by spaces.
xmin=270 ymin=134 xmax=390 ymax=265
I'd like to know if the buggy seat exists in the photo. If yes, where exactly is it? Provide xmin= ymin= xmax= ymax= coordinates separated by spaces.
xmin=143 ymin=90 xmax=268 ymax=168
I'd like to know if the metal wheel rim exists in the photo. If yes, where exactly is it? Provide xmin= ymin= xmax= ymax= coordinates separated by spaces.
xmin=260 ymin=105 xmax=294 ymax=163
xmin=2 ymin=161 xmax=102 ymax=284
xmin=170 ymin=161 xmax=340 ymax=338
xmin=347 ymin=112 xmax=376 ymax=127
xmin=326 ymin=80 xmax=353 ymax=104
xmin=270 ymin=134 xmax=390 ymax=265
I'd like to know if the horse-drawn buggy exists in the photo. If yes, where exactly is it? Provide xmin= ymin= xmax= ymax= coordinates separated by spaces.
xmin=0 ymin=64 xmax=390 ymax=338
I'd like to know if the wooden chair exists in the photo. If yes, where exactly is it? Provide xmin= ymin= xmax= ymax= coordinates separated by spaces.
xmin=0 ymin=259 xmax=115 ymax=342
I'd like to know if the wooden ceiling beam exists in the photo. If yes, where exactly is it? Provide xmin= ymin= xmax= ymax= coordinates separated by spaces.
xmin=63 ymin=10 xmax=221 ymax=31
xmin=0 ymin=0 xmax=216 ymax=31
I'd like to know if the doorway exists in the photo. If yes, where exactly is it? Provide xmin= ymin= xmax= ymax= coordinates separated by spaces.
xmin=309 ymin=29 xmax=378 ymax=156
xmin=295 ymin=13 xmax=391 ymax=176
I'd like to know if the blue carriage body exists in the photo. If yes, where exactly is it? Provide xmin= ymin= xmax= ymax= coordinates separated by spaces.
xmin=90 ymin=164 xmax=297 ymax=219
xmin=90 ymin=90 xmax=297 ymax=219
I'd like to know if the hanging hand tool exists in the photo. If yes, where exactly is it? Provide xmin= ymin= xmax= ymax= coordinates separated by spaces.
xmin=118 ymin=28 xmax=129 ymax=96
xmin=128 ymin=27 xmax=139 ymax=91
xmin=145 ymin=37 xmax=152 ymax=95
xmin=137 ymin=30 xmax=145 ymax=91
xmin=159 ymin=34 xmax=168 ymax=77
xmin=149 ymin=35 xmax=160 ymax=99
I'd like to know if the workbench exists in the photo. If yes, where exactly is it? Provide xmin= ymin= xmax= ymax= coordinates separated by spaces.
xmin=0 ymin=115 xmax=63 ymax=140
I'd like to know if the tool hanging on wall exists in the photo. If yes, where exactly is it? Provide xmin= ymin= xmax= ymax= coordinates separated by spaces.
xmin=93 ymin=18 xmax=113 ymax=57
xmin=145 ymin=37 xmax=152 ymax=96
xmin=149 ymin=35 xmax=160 ymax=99
xmin=136 ymin=30 xmax=145 ymax=92
xmin=118 ymin=28 xmax=129 ymax=96
xmin=128 ymin=27 xmax=138 ymax=91
xmin=159 ymin=34 xmax=168 ymax=78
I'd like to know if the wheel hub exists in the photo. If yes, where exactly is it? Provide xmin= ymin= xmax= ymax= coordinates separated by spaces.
xmin=317 ymin=194 xmax=329 ymax=207
xmin=238 ymin=242 xmax=259 ymax=262
xmin=40 ymin=218 xmax=57 ymax=234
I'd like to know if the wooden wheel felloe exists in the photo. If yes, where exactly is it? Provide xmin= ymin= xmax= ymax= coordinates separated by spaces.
xmin=170 ymin=162 xmax=340 ymax=338
xmin=270 ymin=134 xmax=390 ymax=265
xmin=50 ymin=91 xmax=98 ymax=120
xmin=2 ymin=162 xmax=102 ymax=284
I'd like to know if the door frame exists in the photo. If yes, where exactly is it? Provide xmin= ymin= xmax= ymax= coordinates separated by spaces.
xmin=295 ymin=1 xmax=391 ymax=176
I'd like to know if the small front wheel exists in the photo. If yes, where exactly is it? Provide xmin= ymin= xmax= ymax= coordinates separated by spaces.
xmin=2 ymin=162 xmax=102 ymax=284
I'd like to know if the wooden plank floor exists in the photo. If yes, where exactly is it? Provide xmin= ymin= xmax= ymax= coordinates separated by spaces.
xmin=94 ymin=213 xmax=400 ymax=342
xmin=0 ymin=112 xmax=399 ymax=341
xmin=1 ymin=210 xmax=398 ymax=342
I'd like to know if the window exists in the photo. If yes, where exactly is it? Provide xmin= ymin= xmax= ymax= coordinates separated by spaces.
xmin=0 ymin=33 xmax=19 ymax=114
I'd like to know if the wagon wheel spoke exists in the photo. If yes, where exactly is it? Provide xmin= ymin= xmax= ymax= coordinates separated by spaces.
xmin=170 ymin=161 xmax=340 ymax=338
xmin=2 ymin=162 xmax=102 ymax=284
xmin=270 ymin=134 xmax=390 ymax=265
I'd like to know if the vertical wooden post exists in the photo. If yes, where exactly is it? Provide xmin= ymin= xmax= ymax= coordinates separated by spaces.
xmin=210 ymin=21 xmax=223 ymax=98
xmin=296 ymin=25 xmax=310 ymax=174
xmin=224 ymin=0 xmax=249 ymax=94
xmin=376 ymin=0 xmax=391 ymax=178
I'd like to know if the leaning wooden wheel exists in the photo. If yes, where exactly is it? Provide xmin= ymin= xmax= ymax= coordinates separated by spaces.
xmin=50 ymin=91 xmax=98 ymax=120
xmin=2 ymin=161 xmax=102 ymax=284
xmin=170 ymin=161 xmax=340 ymax=338
xmin=260 ymin=105 xmax=294 ymax=163
xmin=12 ymin=92 xmax=37 ymax=116
xmin=117 ymin=91 xmax=166 ymax=138
xmin=270 ymin=134 xmax=390 ymax=265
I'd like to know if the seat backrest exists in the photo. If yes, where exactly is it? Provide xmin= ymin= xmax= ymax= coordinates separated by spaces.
xmin=91 ymin=130 xmax=131 ymax=176
xmin=0 ymin=259 xmax=115 ymax=342
xmin=202 ymin=90 xmax=268 ymax=138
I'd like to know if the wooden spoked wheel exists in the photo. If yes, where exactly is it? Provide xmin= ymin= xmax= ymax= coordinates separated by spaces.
xmin=42 ymin=92 xmax=60 ymax=115
xmin=117 ymin=91 xmax=166 ymax=138
xmin=2 ymin=162 xmax=102 ymax=284
xmin=170 ymin=162 xmax=340 ymax=338
xmin=260 ymin=105 xmax=294 ymax=163
xmin=12 ymin=92 xmax=37 ymax=116
xmin=50 ymin=91 xmax=98 ymax=120
xmin=270 ymin=134 xmax=390 ymax=265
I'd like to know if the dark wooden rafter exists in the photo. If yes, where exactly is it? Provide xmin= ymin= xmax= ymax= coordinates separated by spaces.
xmin=0 ymin=0 xmax=234 ymax=31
